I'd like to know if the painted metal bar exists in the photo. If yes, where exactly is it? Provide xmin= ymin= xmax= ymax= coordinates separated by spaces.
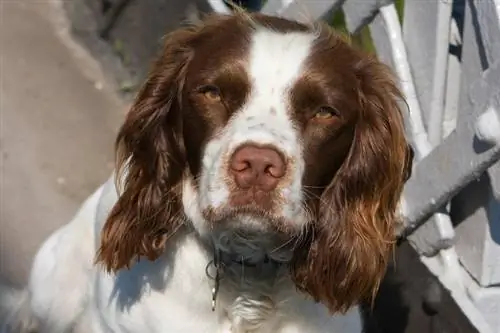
xmin=400 ymin=58 xmax=500 ymax=236
xmin=207 ymin=0 xmax=232 ymax=13
xmin=427 ymin=0 xmax=453 ymax=146
xmin=260 ymin=0 xmax=294 ymax=15
xmin=261 ymin=0 xmax=343 ymax=24
xmin=397 ymin=0 xmax=457 ymax=256
xmin=374 ymin=4 xmax=433 ymax=159
xmin=342 ymin=0 xmax=392 ymax=34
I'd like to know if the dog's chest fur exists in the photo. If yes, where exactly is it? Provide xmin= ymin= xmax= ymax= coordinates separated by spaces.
xmin=202 ymin=232 xmax=296 ymax=332
xmin=213 ymin=260 xmax=293 ymax=332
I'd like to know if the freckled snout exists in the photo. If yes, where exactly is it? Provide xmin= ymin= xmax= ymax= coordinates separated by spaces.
xmin=229 ymin=145 xmax=286 ymax=191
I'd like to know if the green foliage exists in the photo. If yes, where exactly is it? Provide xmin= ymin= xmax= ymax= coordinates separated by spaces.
xmin=395 ymin=0 xmax=405 ymax=23
xmin=331 ymin=8 xmax=348 ymax=33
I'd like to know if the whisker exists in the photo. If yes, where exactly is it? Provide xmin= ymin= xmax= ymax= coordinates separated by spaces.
xmin=270 ymin=236 xmax=297 ymax=254
xmin=301 ymin=188 xmax=339 ymax=220
xmin=302 ymin=185 xmax=325 ymax=190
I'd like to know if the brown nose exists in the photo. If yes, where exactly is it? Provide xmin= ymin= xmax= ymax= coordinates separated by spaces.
xmin=229 ymin=145 xmax=286 ymax=191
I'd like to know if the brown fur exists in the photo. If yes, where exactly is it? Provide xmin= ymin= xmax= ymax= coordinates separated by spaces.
xmin=290 ymin=25 xmax=413 ymax=313
xmin=95 ymin=21 xmax=196 ymax=272
xmin=95 ymin=13 xmax=414 ymax=315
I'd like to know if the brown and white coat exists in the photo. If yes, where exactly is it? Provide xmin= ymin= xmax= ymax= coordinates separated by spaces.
xmin=1 ymin=12 xmax=413 ymax=333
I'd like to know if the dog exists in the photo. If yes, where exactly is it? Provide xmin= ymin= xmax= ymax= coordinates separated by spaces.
xmin=1 ymin=12 xmax=413 ymax=333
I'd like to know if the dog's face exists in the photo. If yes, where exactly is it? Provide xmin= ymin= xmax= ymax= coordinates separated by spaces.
xmin=97 ymin=13 xmax=414 ymax=313
xmin=183 ymin=20 xmax=355 ymax=236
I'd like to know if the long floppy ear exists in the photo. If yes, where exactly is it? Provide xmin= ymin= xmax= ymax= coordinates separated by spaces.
xmin=291 ymin=56 xmax=412 ymax=313
xmin=95 ymin=25 xmax=200 ymax=273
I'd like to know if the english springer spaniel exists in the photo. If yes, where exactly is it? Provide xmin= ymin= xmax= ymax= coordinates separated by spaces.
xmin=1 ymin=12 xmax=413 ymax=333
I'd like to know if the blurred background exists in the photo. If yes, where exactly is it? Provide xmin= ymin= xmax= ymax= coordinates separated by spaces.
xmin=1 ymin=0 xmax=499 ymax=332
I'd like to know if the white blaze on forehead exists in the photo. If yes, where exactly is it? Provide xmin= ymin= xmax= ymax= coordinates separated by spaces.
xmin=249 ymin=29 xmax=316 ymax=100
xmin=226 ymin=28 xmax=317 ymax=154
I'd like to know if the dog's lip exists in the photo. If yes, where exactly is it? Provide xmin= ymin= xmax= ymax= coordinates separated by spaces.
xmin=201 ymin=205 xmax=304 ymax=236
xmin=202 ymin=205 xmax=278 ymax=222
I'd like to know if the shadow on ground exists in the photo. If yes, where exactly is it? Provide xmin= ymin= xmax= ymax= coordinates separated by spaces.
xmin=362 ymin=241 xmax=478 ymax=333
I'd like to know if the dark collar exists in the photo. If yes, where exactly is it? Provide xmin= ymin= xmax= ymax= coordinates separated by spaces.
xmin=204 ymin=246 xmax=286 ymax=312
xmin=217 ymin=251 xmax=284 ymax=268
xmin=196 ymin=232 xmax=286 ymax=269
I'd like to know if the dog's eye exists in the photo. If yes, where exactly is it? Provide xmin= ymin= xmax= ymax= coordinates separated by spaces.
xmin=198 ymin=85 xmax=222 ymax=102
xmin=313 ymin=106 xmax=340 ymax=120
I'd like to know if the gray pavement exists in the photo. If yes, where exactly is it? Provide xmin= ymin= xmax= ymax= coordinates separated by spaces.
xmin=0 ymin=0 xmax=125 ymax=286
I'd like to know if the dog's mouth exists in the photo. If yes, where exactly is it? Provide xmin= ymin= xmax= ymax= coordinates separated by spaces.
xmin=227 ymin=188 xmax=281 ymax=212
xmin=201 ymin=204 xmax=301 ymax=236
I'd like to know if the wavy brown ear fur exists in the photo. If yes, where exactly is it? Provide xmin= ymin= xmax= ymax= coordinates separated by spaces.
xmin=95 ymin=24 xmax=200 ymax=273
xmin=291 ymin=56 xmax=412 ymax=313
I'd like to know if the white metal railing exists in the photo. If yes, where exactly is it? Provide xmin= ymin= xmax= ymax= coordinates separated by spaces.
xmin=208 ymin=1 xmax=500 ymax=332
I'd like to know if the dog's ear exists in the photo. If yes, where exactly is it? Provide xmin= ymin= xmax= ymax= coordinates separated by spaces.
xmin=95 ymin=25 xmax=199 ymax=273
xmin=96 ymin=13 xmax=253 ymax=273
xmin=291 ymin=55 xmax=410 ymax=313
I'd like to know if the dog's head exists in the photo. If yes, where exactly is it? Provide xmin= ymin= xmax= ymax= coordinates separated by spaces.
xmin=96 ymin=13 xmax=414 ymax=313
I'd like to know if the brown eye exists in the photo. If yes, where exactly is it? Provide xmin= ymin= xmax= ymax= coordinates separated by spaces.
xmin=314 ymin=106 xmax=340 ymax=120
xmin=199 ymin=85 xmax=222 ymax=102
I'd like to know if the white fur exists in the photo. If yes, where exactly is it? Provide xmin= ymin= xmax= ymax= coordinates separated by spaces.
xmin=0 ymin=29 xmax=364 ymax=333
xmin=0 ymin=175 xmax=362 ymax=333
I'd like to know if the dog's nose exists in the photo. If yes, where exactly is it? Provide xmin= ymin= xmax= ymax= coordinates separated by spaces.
xmin=229 ymin=145 xmax=286 ymax=191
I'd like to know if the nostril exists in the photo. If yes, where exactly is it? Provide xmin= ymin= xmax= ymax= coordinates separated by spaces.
xmin=231 ymin=159 xmax=251 ymax=173
xmin=265 ymin=163 xmax=285 ymax=178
